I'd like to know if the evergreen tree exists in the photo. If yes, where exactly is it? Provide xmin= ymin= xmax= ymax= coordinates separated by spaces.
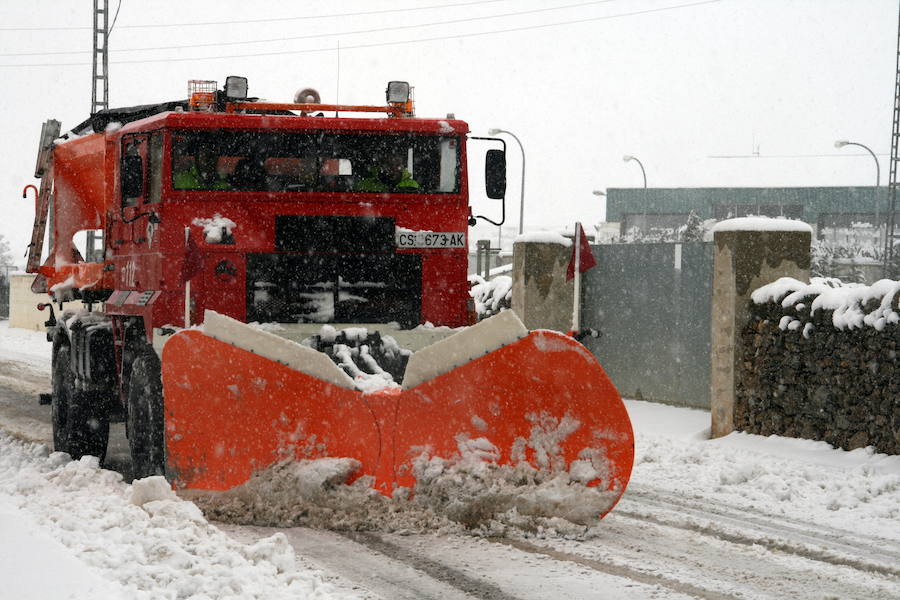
xmin=682 ymin=211 xmax=704 ymax=242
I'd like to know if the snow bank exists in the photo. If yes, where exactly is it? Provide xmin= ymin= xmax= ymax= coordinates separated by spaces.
xmin=625 ymin=399 xmax=900 ymax=542
xmin=0 ymin=493 xmax=127 ymax=599
xmin=0 ymin=433 xmax=352 ymax=599
xmin=711 ymin=216 xmax=813 ymax=233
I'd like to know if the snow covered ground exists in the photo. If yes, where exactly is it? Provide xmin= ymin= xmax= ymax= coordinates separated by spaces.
xmin=0 ymin=320 xmax=899 ymax=598
xmin=0 ymin=319 xmax=51 ymax=369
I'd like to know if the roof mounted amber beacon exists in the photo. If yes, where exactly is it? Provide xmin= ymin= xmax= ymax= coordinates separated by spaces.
xmin=187 ymin=80 xmax=217 ymax=111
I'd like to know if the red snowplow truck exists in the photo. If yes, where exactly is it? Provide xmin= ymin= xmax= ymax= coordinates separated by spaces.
xmin=26 ymin=78 xmax=633 ymax=517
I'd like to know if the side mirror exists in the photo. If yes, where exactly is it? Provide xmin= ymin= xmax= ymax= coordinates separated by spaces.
xmin=122 ymin=155 xmax=144 ymax=201
xmin=485 ymin=149 xmax=506 ymax=200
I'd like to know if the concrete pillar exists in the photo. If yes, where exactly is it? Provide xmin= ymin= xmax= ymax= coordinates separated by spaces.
xmin=8 ymin=273 xmax=85 ymax=331
xmin=710 ymin=221 xmax=811 ymax=438
xmin=511 ymin=240 xmax=573 ymax=332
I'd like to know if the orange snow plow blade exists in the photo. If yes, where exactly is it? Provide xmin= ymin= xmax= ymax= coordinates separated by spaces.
xmin=162 ymin=311 xmax=634 ymax=517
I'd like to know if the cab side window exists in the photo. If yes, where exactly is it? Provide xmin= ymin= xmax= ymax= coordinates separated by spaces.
xmin=121 ymin=135 xmax=148 ymax=207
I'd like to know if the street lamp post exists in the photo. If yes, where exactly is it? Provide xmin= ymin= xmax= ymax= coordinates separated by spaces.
xmin=593 ymin=189 xmax=607 ymax=227
xmin=623 ymin=155 xmax=647 ymax=188
xmin=835 ymin=140 xmax=880 ymax=240
xmin=489 ymin=128 xmax=526 ymax=235
xmin=835 ymin=140 xmax=879 ymax=186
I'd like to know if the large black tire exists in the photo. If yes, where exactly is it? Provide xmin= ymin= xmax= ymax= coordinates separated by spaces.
xmin=50 ymin=344 xmax=71 ymax=453
xmin=127 ymin=351 xmax=165 ymax=480
xmin=51 ymin=344 xmax=110 ymax=462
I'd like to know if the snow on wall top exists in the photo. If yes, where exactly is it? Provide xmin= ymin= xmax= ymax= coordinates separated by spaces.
xmin=711 ymin=216 xmax=813 ymax=234
xmin=513 ymin=231 xmax=573 ymax=247
xmin=752 ymin=276 xmax=900 ymax=331
xmin=469 ymin=274 xmax=512 ymax=318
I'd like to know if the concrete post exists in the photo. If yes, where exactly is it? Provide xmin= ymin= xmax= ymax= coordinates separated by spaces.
xmin=710 ymin=221 xmax=811 ymax=438
xmin=511 ymin=240 xmax=573 ymax=332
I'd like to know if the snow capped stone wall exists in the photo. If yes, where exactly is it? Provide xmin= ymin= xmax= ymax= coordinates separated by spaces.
xmin=738 ymin=277 xmax=900 ymax=455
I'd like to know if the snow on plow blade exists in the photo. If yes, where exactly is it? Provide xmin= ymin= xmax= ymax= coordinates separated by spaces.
xmin=162 ymin=310 xmax=634 ymax=517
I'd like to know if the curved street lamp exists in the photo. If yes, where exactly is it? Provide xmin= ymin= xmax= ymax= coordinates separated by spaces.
xmin=489 ymin=128 xmax=526 ymax=235
xmin=623 ymin=154 xmax=647 ymax=188
xmin=835 ymin=139 xmax=881 ymax=237
xmin=834 ymin=140 xmax=879 ymax=187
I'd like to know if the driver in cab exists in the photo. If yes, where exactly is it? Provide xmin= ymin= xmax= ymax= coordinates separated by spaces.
xmin=354 ymin=153 xmax=419 ymax=192
xmin=173 ymin=145 xmax=231 ymax=190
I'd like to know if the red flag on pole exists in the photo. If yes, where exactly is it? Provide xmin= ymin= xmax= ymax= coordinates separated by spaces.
xmin=181 ymin=232 xmax=204 ymax=283
xmin=566 ymin=223 xmax=596 ymax=281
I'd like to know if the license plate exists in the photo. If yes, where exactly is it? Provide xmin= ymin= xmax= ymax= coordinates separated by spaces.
xmin=395 ymin=231 xmax=466 ymax=249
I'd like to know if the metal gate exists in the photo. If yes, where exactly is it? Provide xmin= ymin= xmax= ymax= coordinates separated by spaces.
xmin=580 ymin=242 xmax=713 ymax=408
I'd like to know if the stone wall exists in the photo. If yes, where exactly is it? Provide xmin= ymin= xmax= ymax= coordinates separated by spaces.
xmin=737 ymin=283 xmax=900 ymax=455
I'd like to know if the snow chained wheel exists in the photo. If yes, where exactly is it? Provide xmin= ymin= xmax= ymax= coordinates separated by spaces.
xmin=51 ymin=344 xmax=110 ymax=462
xmin=127 ymin=350 xmax=165 ymax=480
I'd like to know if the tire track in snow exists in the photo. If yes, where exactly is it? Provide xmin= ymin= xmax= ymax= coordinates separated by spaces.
xmin=487 ymin=537 xmax=739 ymax=600
xmin=237 ymin=526 xmax=706 ymax=600
xmin=628 ymin=483 xmax=900 ymax=553
xmin=342 ymin=531 xmax=525 ymax=600
xmin=623 ymin=486 xmax=900 ymax=575
xmin=225 ymin=525 xmax=462 ymax=599
xmin=518 ymin=512 xmax=900 ymax=599
xmin=0 ymin=360 xmax=49 ymax=395
xmin=614 ymin=508 xmax=900 ymax=579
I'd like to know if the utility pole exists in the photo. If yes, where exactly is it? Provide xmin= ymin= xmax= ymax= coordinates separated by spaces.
xmin=884 ymin=2 xmax=900 ymax=277
xmin=88 ymin=1 xmax=110 ymax=262
xmin=92 ymin=0 xmax=109 ymax=115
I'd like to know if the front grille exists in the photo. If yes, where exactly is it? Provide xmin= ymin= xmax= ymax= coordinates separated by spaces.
xmin=246 ymin=253 xmax=422 ymax=327
xmin=275 ymin=215 xmax=395 ymax=253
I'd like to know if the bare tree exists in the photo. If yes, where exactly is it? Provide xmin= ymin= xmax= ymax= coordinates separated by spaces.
xmin=0 ymin=234 xmax=11 ymax=268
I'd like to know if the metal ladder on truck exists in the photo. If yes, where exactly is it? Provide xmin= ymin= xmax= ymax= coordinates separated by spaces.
xmin=26 ymin=120 xmax=60 ymax=278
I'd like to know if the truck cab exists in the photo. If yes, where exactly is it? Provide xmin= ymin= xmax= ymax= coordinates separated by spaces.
xmin=28 ymin=79 xmax=507 ymax=474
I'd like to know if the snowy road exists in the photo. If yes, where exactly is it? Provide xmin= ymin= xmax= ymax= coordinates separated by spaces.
xmin=222 ymin=487 xmax=900 ymax=600
xmin=1 ymin=322 xmax=899 ymax=599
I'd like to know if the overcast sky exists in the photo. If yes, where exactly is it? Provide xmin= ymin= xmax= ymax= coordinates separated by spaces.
xmin=0 ymin=0 xmax=896 ymax=262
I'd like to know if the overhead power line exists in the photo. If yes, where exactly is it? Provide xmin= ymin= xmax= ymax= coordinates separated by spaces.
xmin=0 ymin=0 xmax=721 ymax=68
xmin=108 ymin=0 xmax=123 ymax=37
xmin=0 ymin=0 xmax=622 ymax=57
xmin=0 ymin=0 xmax=516 ymax=32
xmin=709 ymin=153 xmax=889 ymax=159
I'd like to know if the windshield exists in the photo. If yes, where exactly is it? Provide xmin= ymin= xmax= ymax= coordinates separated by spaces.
xmin=171 ymin=130 xmax=460 ymax=194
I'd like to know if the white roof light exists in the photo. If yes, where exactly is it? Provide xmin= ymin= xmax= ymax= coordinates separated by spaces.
xmin=386 ymin=81 xmax=410 ymax=104
xmin=225 ymin=76 xmax=249 ymax=100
